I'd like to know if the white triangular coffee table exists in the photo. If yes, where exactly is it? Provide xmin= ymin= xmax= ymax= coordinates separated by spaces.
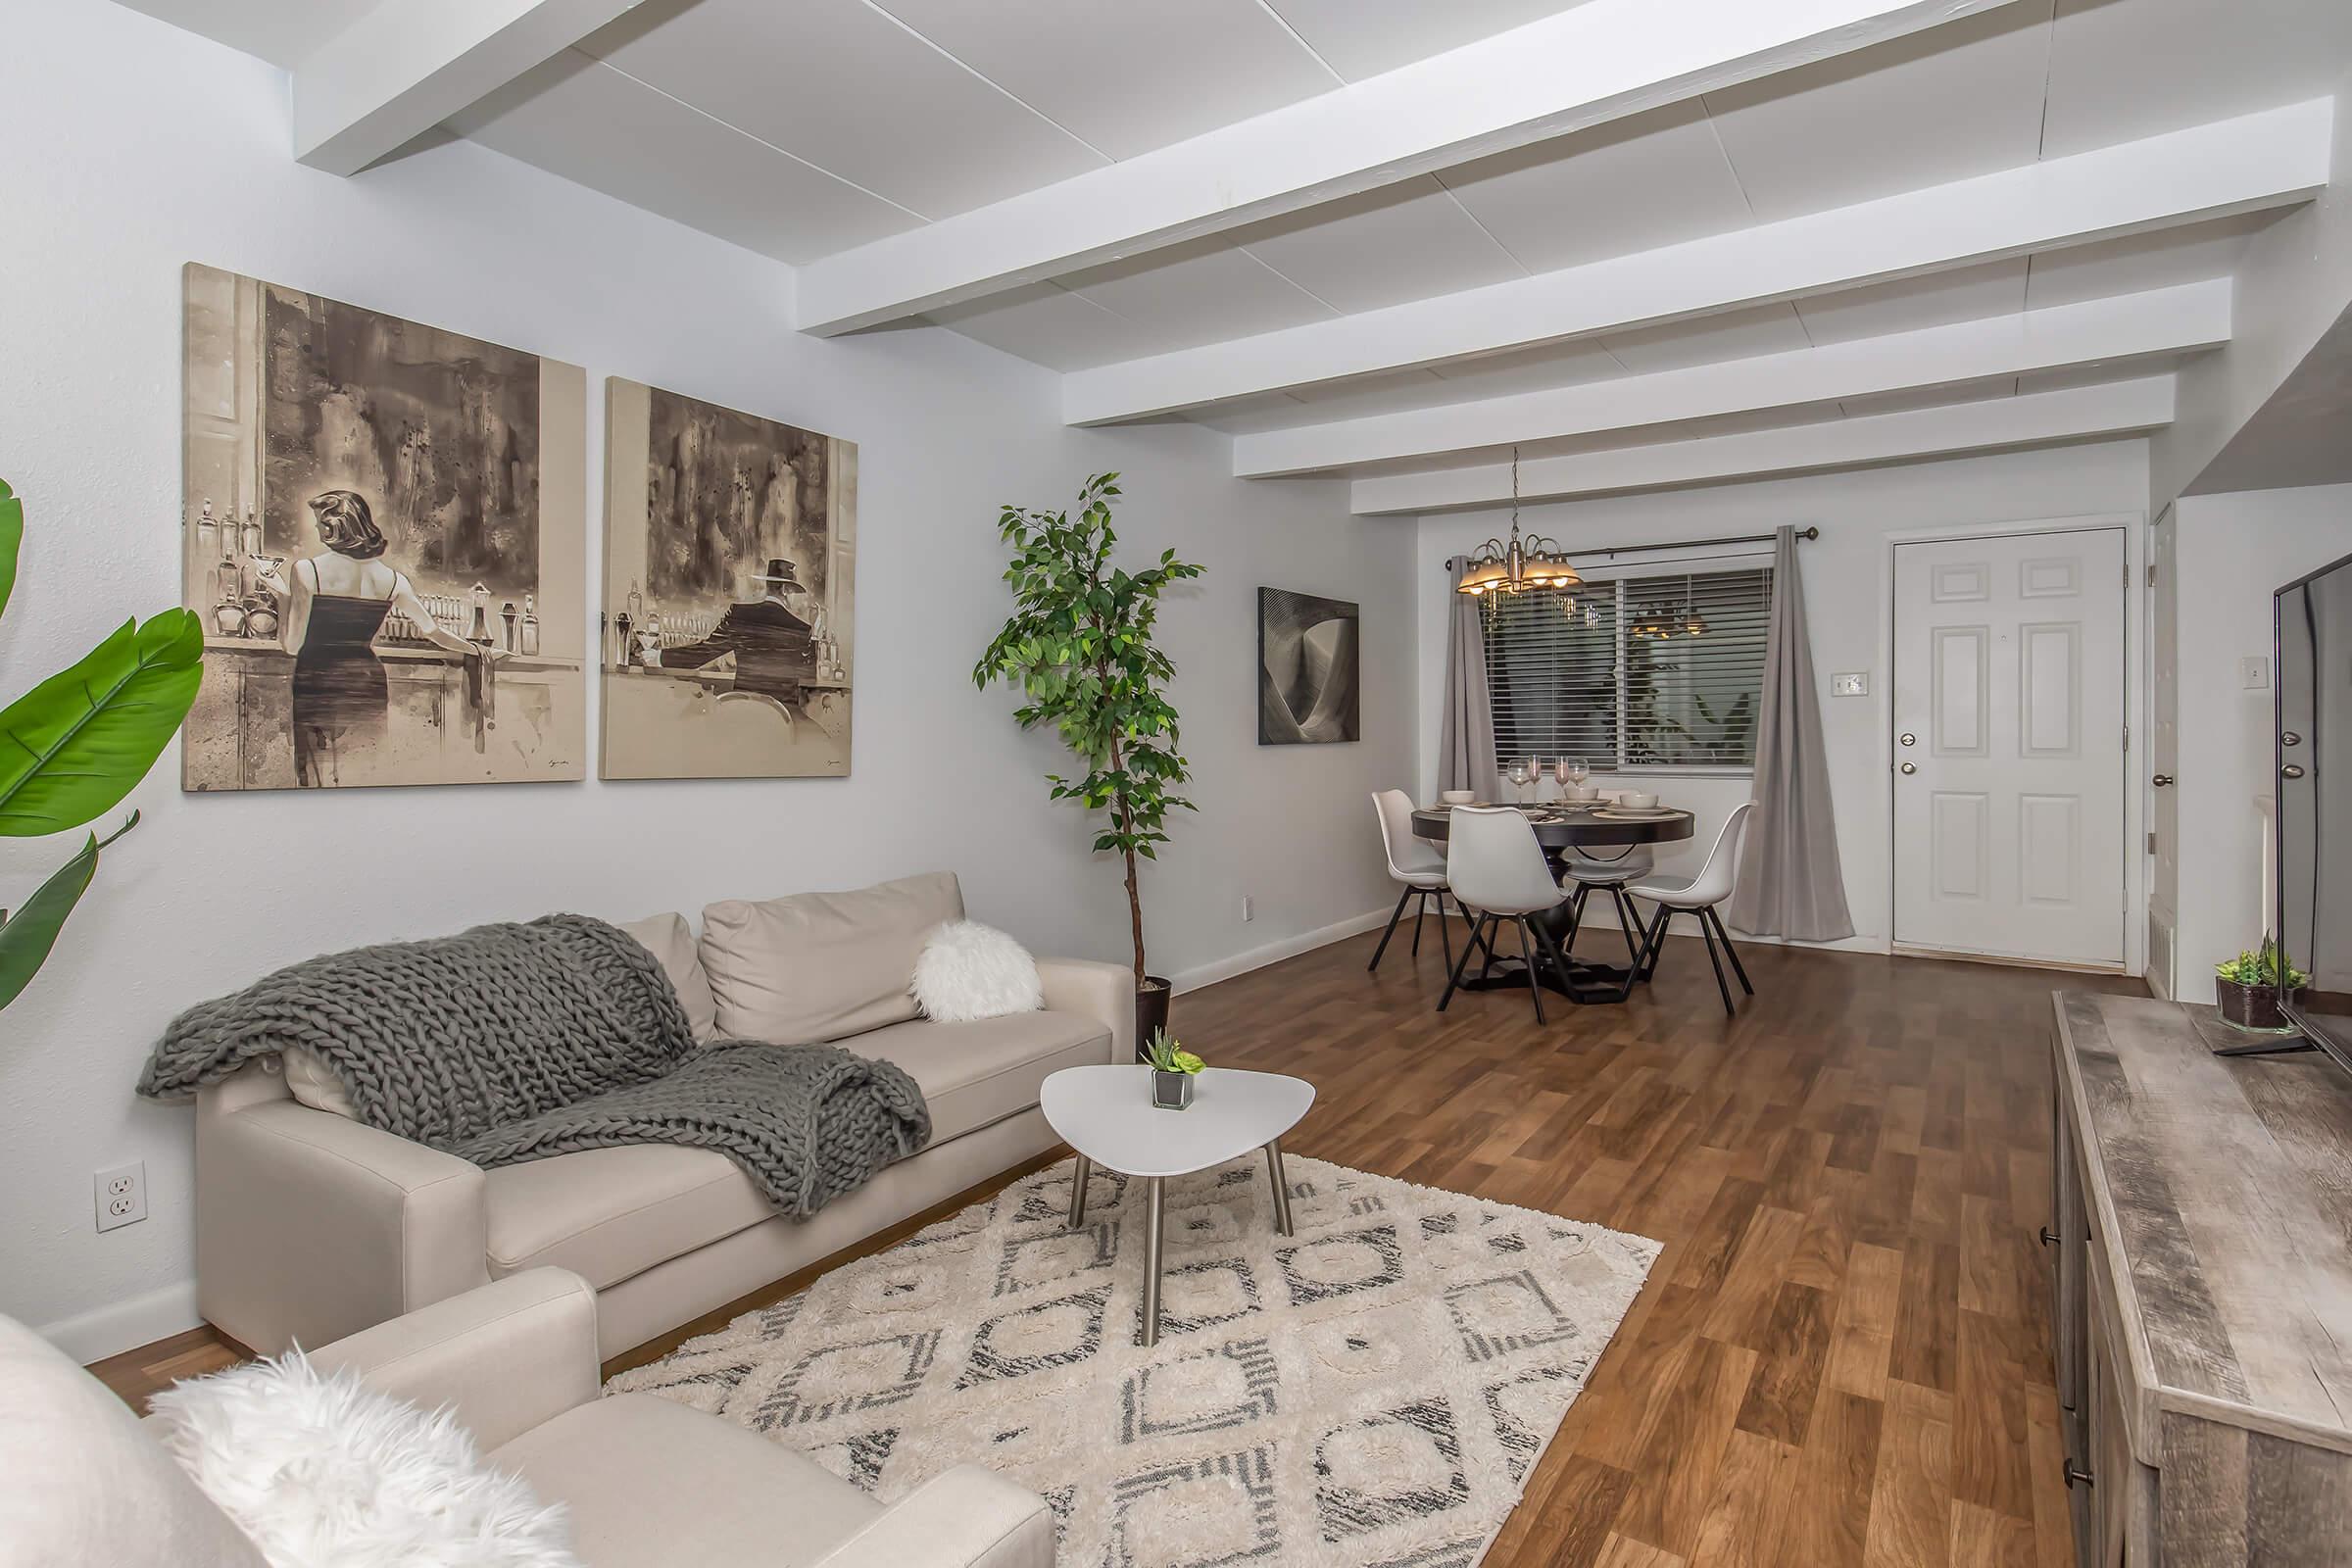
xmin=1039 ymin=1064 xmax=1315 ymax=1347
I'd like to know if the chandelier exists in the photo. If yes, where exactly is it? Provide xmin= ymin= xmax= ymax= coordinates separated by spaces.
xmin=1456 ymin=448 xmax=1581 ymax=597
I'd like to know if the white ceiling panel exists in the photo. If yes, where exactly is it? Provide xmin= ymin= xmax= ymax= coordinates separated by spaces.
xmin=1678 ymin=401 xmax=1851 ymax=440
xmin=1185 ymin=391 xmax=1312 ymax=435
xmin=1231 ymin=177 xmax=1526 ymax=316
xmin=1795 ymin=260 xmax=2028 ymax=345
xmin=1056 ymin=237 xmax=1334 ymax=356
xmin=2041 ymin=0 xmax=2352 ymax=157
xmin=870 ymin=0 xmax=1337 ymax=160
xmin=1597 ymin=303 xmax=1815 ymax=373
xmin=2022 ymin=211 xmax=2282 ymax=310
xmin=1262 ymin=0 xmax=1592 ymax=82
xmin=583 ymin=0 xmax=1102 ymax=219
xmin=451 ymin=53 xmax=922 ymax=265
xmin=1438 ymin=100 xmax=1754 ymax=273
xmin=114 ymin=0 xmax=376 ymax=69
xmin=923 ymin=282 xmax=1153 ymax=372
xmin=1703 ymin=0 xmax=2053 ymax=220
xmin=2014 ymin=360 xmax=2187 ymax=396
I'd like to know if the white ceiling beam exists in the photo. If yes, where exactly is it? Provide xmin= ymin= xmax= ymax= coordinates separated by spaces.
xmin=792 ymin=0 xmax=2025 ymax=336
xmin=1349 ymin=376 xmax=2177 ymax=515
xmin=294 ymin=0 xmax=649 ymax=175
xmin=1071 ymin=99 xmax=2328 ymax=424
xmin=1234 ymin=280 xmax=2230 ymax=476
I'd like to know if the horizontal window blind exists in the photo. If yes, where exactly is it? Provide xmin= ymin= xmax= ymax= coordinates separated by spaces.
xmin=1483 ymin=565 xmax=1772 ymax=770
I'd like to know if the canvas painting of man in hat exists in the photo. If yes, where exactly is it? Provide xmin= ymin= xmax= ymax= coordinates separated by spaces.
xmin=599 ymin=379 xmax=855 ymax=779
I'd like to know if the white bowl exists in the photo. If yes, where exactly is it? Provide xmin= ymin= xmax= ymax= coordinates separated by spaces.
xmin=1438 ymin=789 xmax=1477 ymax=806
xmin=1561 ymin=784 xmax=1599 ymax=802
xmin=1619 ymin=791 xmax=1660 ymax=810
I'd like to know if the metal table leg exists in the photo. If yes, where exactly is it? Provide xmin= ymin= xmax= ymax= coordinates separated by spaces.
xmin=1264 ymin=1141 xmax=1295 ymax=1237
xmin=1139 ymin=1176 xmax=1166 ymax=1347
xmin=1065 ymin=1152 xmax=1093 ymax=1229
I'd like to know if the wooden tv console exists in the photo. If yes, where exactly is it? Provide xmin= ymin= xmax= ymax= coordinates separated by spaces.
xmin=2048 ymin=992 xmax=2352 ymax=1564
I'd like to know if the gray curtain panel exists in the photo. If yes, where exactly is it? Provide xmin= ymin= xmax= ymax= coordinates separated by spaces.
xmin=1727 ymin=525 xmax=1855 ymax=942
xmin=1437 ymin=556 xmax=1497 ymax=796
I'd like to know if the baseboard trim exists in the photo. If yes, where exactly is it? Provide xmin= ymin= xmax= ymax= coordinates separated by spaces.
xmin=1169 ymin=906 xmax=1393 ymax=996
xmin=41 ymin=1279 xmax=203 ymax=1367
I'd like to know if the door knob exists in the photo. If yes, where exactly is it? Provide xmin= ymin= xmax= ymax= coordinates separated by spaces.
xmin=2151 ymin=773 xmax=2174 ymax=787
xmin=2038 ymin=1226 xmax=2061 ymax=1248
xmin=1899 ymin=762 xmax=1917 ymax=775
xmin=2282 ymin=763 xmax=2306 ymax=780
xmin=1898 ymin=732 xmax=1916 ymax=747
xmin=2062 ymin=1460 xmax=2094 ymax=1490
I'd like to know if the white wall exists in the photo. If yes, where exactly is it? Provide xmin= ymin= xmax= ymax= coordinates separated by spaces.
xmin=2151 ymin=64 xmax=2352 ymax=508
xmin=0 ymin=0 xmax=1416 ymax=1355
xmin=1414 ymin=442 xmax=2151 ymax=949
xmin=2170 ymin=484 xmax=2352 ymax=1001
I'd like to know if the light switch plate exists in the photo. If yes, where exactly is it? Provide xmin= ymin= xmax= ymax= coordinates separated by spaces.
xmin=2240 ymin=656 xmax=2270 ymax=690
xmin=1831 ymin=672 xmax=1869 ymax=697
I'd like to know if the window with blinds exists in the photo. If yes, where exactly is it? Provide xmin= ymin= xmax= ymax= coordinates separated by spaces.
xmin=1482 ymin=565 xmax=1772 ymax=770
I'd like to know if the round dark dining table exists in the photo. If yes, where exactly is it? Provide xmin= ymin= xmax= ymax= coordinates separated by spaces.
xmin=1411 ymin=802 xmax=1695 ymax=1004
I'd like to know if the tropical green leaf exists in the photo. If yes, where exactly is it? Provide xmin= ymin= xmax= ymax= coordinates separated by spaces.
xmin=0 ymin=609 xmax=204 ymax=836
xmin=0 ymin=477 xmax=21 ymax=623
xmin=0 ymin=826 xmax=104 ymax=1010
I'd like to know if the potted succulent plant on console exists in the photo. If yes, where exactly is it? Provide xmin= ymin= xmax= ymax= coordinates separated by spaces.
xmin=0 ymin=477 xmax=206 ymax=1012
xmin=975 ymin=472 xmax=1203 ymax=1056
xmin=1144 ymin=1028 xmax=1204 ymax=1110
xmin=2214 ymin=938 xmax=2308 ymax=1031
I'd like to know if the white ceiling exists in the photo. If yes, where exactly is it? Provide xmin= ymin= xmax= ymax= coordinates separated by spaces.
xmin=122 ymin=0 xmax=2352 ymax=509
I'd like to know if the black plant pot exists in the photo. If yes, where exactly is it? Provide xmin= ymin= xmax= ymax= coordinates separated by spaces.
xmin=1136 ymin=975 xmax=1171 ymax=1060
xmin=2216 ymin=977 xmax=2299 ymax=1031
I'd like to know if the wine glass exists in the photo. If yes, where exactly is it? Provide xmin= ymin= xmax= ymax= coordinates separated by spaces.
xmin=1505 ymin=757 xmax=1534 ymax=807
xmin=1565 ymin=756 xmax=1590 ymax=797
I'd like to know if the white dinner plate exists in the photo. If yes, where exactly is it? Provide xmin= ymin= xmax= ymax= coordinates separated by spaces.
xmin=1592 ymin=806 xmax=1681 ymax=820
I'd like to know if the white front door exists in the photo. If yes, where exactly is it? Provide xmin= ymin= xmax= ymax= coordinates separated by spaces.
xmin=1892 ymin=528 xmax=2128 ymax=966
xmin=2147 ymin=510 xmax=2179 ymax=996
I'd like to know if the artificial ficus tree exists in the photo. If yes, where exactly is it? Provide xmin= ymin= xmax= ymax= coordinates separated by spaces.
xmin=974 ymin=472 xmax=1203 ymax=989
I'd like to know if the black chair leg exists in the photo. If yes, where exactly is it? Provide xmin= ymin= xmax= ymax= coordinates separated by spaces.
xmin=1515 ymin=916 xmax=1547 ymax=1025
xmin=1367 ymin=887 xmax=1413 ymax=972
xmin=1562 ymin=884 xmax=1589 ymax=952
xmin=1410 ymin=891 xmax=1427 ymax=956
xmin=1707 ymin=906 xmax=1754 ymax=995
xmin=1438 ymin=913 xmax=1489 ymax=1011
xmin=1620 ymin=905 xmax=1671 ymax=1001
xmin=1696 ymin=910 xmax=1735 ymax=1015
xmin=1608 ymin=885 xmax=1643 ymax=968
xmin=1437 ymin=893 xmax=1455 ymax=976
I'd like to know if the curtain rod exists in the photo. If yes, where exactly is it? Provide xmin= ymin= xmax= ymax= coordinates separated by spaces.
xmin=1442 ymin=524 xmax=1817 ymax=570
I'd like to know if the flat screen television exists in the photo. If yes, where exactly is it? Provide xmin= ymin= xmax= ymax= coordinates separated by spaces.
xmin=2277 ymin=547 xmax=2352 ymax=1065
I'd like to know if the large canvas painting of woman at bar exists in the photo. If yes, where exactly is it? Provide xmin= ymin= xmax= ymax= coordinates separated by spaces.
xmin=179 ymin=263 xmax=587 ymax=791
xmin=599 ymin=377 xmax=855 ymax=780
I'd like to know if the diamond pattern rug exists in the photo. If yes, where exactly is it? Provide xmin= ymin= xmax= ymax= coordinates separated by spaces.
xmin=607 ymin=1154 xmax=1659 ymax=1567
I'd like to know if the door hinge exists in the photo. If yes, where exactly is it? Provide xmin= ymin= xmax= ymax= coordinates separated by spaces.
xmin=2146 ymin=564 xmax=2157 ymax=587
xmin=2148 ymin=830 xmax=2157 ymax=854
xmin=2123 ymin=724 xmax=2130 ymax=751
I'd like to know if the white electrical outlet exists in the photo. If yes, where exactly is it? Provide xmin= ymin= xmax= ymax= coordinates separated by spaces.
xmin=1830 ymin=671 xmax=1869 ymax=698
xmin=2240 ymin=656 xmax=2270 ymax=690
xmin=1241 ymin=896 xmax=1254 ymax=922
xmin=95 ymin=1160 xmax=146 ymax=1233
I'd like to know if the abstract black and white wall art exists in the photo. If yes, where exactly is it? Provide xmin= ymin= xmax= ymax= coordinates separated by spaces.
xmin=179 ymin=264 xmax=587 ymax=791
xmin=599 ymin=378 xmax=856 ymax=779
xmin=1257 ymin=587 xmax=1360 ymax=746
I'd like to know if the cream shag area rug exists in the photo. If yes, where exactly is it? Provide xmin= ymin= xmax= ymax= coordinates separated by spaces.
xmin=609 ymin=1155 xmax=1659 ymax=1567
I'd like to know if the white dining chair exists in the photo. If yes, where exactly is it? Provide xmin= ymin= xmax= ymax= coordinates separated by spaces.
xmin=1369 ymin=789 xmax=1456 ymax=973
xmin=1622 ymin=800 xmax=1757 ymax=1014
xmin=1439 ymin=806 xmax=1572 ymax=1022
xmin=1558 ymin=846 xmax=1652 ymax=967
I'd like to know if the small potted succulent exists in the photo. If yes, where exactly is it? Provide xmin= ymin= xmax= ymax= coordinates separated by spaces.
xmin=2214 ymin=938 xmax=2308 ymax=1031
xmin=1144 ymin=1028 xmax=1204 ymax=1110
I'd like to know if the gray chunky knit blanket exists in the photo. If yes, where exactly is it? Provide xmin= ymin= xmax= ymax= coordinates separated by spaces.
xmin=137 ymin=913 xmax=931 ymax=1217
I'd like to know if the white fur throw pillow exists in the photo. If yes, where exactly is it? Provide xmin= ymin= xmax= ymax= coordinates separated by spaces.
xmin=148 ymin=1351 xmax=578 ymax=1568
xmin=910 ymin=919 xmax=1043 ymax=1022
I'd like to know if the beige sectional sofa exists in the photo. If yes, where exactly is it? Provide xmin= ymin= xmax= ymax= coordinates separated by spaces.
xmin=195 ymin=873 xmax=1133 ymax=1358
xmin=2 ymin=1268 xmax=1053 ymax=1568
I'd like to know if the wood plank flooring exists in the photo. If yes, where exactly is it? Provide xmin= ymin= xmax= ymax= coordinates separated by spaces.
xmin=93 ymin=917 xmax=2137 ymax=1566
